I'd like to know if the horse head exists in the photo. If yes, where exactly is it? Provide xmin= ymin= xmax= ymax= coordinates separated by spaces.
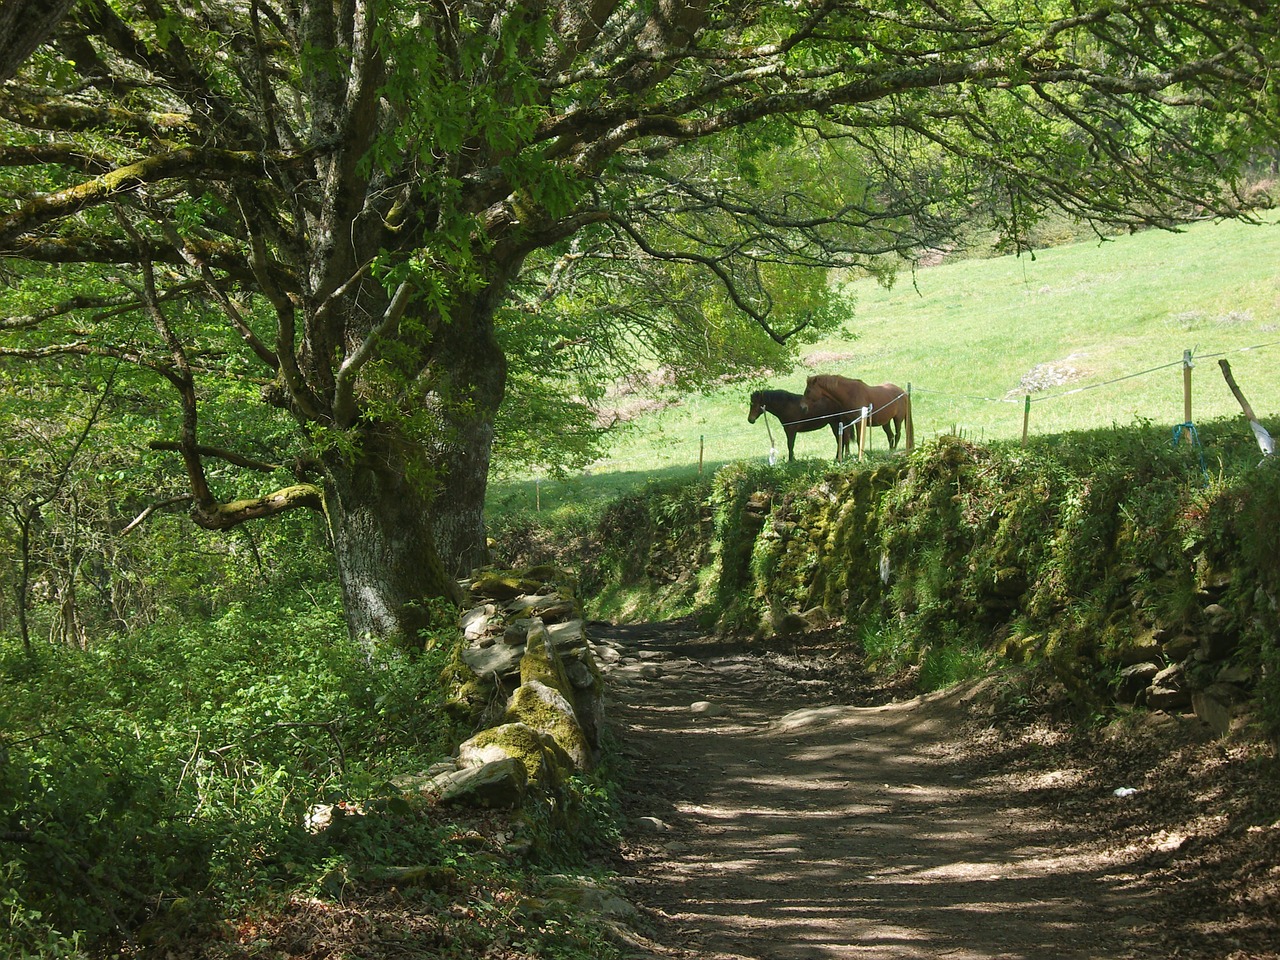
xmin=747 ymin=390 xmax=765 ymax=423
xmin=793 ymin=378 xmax=824 ymax=414
xmin=800 ymin=375 xmax=842 ymax=413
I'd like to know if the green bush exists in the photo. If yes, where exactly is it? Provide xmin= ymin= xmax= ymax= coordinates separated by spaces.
xmin=0 ymin=587 xmax=456 ymax=953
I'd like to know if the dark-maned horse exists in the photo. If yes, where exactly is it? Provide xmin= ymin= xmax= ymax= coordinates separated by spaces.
xmin=748 ymin=389 xmax=850 ymax=462
xmin=801 ymin=374 xmax=908 ymax=453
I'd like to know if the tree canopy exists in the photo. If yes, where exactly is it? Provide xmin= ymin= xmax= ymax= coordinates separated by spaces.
xmin=2 ymin=0 xmax=1277 ymax=643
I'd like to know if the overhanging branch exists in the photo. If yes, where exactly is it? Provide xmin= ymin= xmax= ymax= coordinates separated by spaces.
xmin=610 ymin=213 xmax=811 ymax=344
xmin=147 ymin=441 xmax=282 ymax=473
xmin=0 ymin=146 xmax=317 ymax=247
xmin=190 ymin=483 xmax=325 ymax=531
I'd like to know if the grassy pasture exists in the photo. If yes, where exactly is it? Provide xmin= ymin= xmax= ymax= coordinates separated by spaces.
xmin=491 ymin=216 xmax=1280 ymax=517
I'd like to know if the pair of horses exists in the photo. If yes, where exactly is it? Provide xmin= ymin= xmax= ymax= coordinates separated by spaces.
xmin=748 ymin=374 xmax=907 ymax=462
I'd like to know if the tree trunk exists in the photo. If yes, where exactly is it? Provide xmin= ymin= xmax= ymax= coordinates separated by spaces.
xmin=429 ymin=407 xmax=498 ymax=578
xmin=279 ymin=269 xmax=513 ymax=646
xmin=0 ymin=0 xmax=74 ymax=81
xmin=324 ymin=428 xmax=463 ymax=648
xmin=422 ymin=289 xmax=510 ymax=579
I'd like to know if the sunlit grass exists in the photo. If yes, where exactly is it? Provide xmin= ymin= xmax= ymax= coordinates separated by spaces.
xmin=492 ymin=216 xmax=1280 ymax=514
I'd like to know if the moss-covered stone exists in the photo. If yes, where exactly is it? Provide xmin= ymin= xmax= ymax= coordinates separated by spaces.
xmin=457 ymin=721 xmax=573 ymax=788
xmin=448 ymin=677 xmax=491 ymax=713
xmin=546 ymin=620 xmax=605 ymax=754
xmin=470 ymin=572 xmax=544 ymax=601
xmin=520 ymin=622 xmax=573 ymax=694
xmin=504 ymin=680 xmax=592 ymax=771
xmin=515 ymin=565 xmax=578 ymax=596
xmin=437 ymin=757 xmax=528 ymax=809
xmin=507 ymin=594 xmax=576 ymax=622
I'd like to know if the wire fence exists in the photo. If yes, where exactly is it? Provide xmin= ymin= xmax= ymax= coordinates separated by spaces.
xmin=521 ymin=338 xmax=1280 ymax=490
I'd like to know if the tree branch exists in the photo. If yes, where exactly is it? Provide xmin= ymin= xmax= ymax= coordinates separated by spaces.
xmin=119 ymin=495 xmax=194 ymax=536
xmin=0 ymin=92 xmax=199 ymax=138
xmin=158 ymin=222 xmax=280 ymax=372
xmin=114 ymin=208 xmax=216 ymax=511
xmin=0 ymin=0 xmax=75 ymax=81
xmin=332 ymin=280 xmax=413 ymax=425
xmin=147 ymin=442 xmax=282 ymax=473
xmin=191 ymin=483 xmax=325 ymax=531
xmin=0 ymin=146 xmax=316 ymax=248
xmin=0 ymin=142 xmax=115 ymax=175
xmin=609 ymin=213 xmax=812 ymax=345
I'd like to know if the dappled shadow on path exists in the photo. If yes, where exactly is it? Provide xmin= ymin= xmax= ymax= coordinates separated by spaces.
xmin=600 ymin=622 xmax=1153 ymax=960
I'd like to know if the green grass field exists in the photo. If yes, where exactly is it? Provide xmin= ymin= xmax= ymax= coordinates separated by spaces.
xmin=490 ymin=216 xmax=1280 ymax=517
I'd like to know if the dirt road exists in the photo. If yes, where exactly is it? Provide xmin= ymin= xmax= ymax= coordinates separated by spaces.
xmin=595 ymin=620 xmax=1280 ymax=960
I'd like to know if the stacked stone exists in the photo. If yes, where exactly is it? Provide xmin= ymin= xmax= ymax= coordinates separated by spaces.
xmin=423 ymin=568 xmax=605 ymax=809
xmin=1115 ymin=570 xmax=1258 ymax=737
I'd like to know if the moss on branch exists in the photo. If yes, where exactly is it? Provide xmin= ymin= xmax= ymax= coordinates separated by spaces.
xmin=0 ymin=146 xmax=316 ymax=246
xmin=191 ymin=483 xmax=324 ymax=531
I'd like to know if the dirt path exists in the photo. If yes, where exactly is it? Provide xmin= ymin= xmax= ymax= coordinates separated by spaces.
xmin=594 ymin=620 xmax=1280 ymax=960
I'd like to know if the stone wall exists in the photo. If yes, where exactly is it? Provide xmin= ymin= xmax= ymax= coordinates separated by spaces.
xmin=738 ymin=439 xmax=1276 ymax=736
xmin=412 ymin=566 xmax=607 ymax=810
xmin=560 ymin=431 xmax=1280 ymax=740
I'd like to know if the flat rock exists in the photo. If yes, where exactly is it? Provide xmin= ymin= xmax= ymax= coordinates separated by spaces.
xmin=437 ymin=758 xmax=527 ymax=809
xmin=461 ymin=642 xmax=524 ymax=679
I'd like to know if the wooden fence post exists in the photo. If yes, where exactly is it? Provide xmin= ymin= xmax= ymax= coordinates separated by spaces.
xmin=699 ymin=435 xmax=704 ymax=474
xmin=1220 ymin=358 xmax=1276 ymax=456
xmin=905 ymin=383 xmax=914 ymax=451
xmin=1182 ymin=349 xmax=1194 ymax=444
xmin=1021 ymin=394 xmax=1031 ymax=447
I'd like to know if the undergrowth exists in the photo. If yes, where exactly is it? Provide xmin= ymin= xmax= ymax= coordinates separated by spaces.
xmin=0 ymin=587 xmax=627 ymax=958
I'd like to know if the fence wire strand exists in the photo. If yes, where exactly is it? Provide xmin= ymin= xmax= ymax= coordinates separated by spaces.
xmin=553 ymin=339 xmax=1280 ymax=477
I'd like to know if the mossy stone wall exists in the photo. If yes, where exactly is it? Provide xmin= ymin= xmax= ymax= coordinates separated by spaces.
xmin=576 ymin=421 xmax=1280 ymax=736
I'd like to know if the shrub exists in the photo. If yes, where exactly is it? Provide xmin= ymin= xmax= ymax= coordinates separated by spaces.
xmin=0 ymin=587 xmax=456 ymax=952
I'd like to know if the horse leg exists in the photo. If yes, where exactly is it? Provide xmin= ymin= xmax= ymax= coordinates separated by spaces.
xmin=785 ymin=427 xmax=797 ymax=462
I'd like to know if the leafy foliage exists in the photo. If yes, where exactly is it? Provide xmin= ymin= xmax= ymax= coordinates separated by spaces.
xmin=0 ymin=344 xmax=327 ymax=648
xmin=3 ymin=0 xmax=1279 ymax=638
xmin=0 ymin=587 xmax=459 ymax=952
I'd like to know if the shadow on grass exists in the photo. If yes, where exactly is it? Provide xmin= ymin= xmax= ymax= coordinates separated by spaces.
xmin=487 ymin=451 xmax=907 ymax=521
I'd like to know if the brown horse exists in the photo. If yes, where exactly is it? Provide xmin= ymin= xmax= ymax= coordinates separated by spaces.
xmin=748 ymin=388 xmax=851 ymax=462
xmin=801 ymin=374 xmax=908 ymax=453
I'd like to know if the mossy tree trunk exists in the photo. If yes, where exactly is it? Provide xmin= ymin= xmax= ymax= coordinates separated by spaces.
xmin=324 ymin=429 xmax=464 ymax=648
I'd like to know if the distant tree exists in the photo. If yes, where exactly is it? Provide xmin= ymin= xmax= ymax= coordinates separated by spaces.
xmin=1 ymin=0 xmax=1276 ymax=646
